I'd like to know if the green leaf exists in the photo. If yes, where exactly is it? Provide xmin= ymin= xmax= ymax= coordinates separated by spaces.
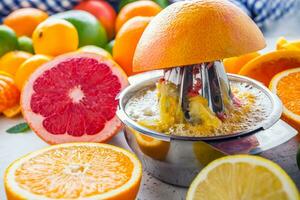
xmin=6 ymin=123 xmax=30 ymax=134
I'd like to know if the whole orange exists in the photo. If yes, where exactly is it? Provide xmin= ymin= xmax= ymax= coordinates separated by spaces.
xmin=0 ymin=51 xmax=32 ymax=76
xmin=32 ymin=19 xmax=78 ymax=56
xmin=115 ymin=0 xmax=161 ymax=32
xmin=75 ymin=0 xmax=117 ymax=40
xmin=113 ymin=16 xmax=152 ymax=76
xmin=15 ymin=54 xmax=52 ymax=90
xmin=4 ymin=8 xmax=48 ymax=37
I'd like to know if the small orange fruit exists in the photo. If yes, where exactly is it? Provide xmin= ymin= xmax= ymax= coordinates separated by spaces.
xmin=239 ymin=50 xmax=300 ymax=86
xmin=32 ymin=19 xmax=79 ymax=56
xmin=270 ymin=68 xmax=300 ymax=132
xmin=113 ymin=16 xmax=152 ymax=76
xmin=115 ymin=0 xmax=161 ymax=32
xmin=0 ymin=72 xmax=20 ymax=112
xmin=15 ymin=55 xmax=52 ymax=90
xmin=223 ymin=52 xmax=260 ymax=74
xmin=5 ymin=143 xmax=142 ymax=200
xmin=4 ymin=8 xmax=48 ymax=37
xmin=0 ymin=51 xmax=32 ymax=76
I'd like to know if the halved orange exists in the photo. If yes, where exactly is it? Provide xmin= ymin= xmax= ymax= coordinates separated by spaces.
xmin=5 ymin=143 xmax=142 ymax=200
xmin=239 ymin=50 xmax=300 ymax=86
xmin=270 ymin=68 xmax=300 ymax=132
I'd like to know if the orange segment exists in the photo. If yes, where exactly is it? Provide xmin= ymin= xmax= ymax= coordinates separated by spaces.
xmin=0 ymin=73 xmax=20 ymax=112
xmin=2 ymin=104 xmax=21 ymax=117
xmin=270 ymin=68 xmax=300 ymax=132
xmin=239 ymin=50 xmax=300 ymax=86
xmin=223 ymin=52 xmax=260 ymax=74
xmin=5 ymin=143 xmax=142 ymax=200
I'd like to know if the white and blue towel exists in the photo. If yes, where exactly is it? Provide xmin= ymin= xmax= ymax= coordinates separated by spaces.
xmin=0 ymin=0 xmax=298 ymax=28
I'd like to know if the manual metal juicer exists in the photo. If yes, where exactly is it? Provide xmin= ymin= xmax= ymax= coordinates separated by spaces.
xmin=116 ymin=0 xmax=298 ymax=186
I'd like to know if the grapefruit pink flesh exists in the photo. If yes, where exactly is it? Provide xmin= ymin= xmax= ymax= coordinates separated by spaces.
xmin=21 ymin=53 xmax=128 ymax=144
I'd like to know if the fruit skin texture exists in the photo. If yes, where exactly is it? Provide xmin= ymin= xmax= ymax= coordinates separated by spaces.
xmin=133 ymin=0 xmax=265 ymax=72
xmin=32 ymin=19 xmax=79 ymax=56
xmin=0 ymin=73 xmax=20 ymax=112
xmin=51 ymin=10 xmax=107 ymax=48
xmin=114 ymin=16 xmax=152 ymax=76
xmin=239 ymin=50 xmax=300 ymax=86
xmin=116 ymin=0 xmax=161 ymax=32
xmin=15 ymin=54 xmax=52 ymax=90
xmin=223 ymin=52 xmax=260 ymax=74
xmin=17 ymin=36 xmax=34 ymax=54
xmin=186 ymin=155 xmax=299 ymax=200
xmin=5 ymin=143 xmax=142 ymax=200
xmin=4 ymin=8 xmax=48 ymax=37
xmin=269 ymin=68 xmax=300 ymax=132
xmin=79 ymin=45 xmax=112 ymax=59
xmin=75 ymin=0 xmax=117 ymax=40
xmin=0 ymin=51 xmax=32 ymax=76
xmin=21 ymin=52 xmax=128 ymax=144
xmin=0 ymin=25 xmax=18 ymax=57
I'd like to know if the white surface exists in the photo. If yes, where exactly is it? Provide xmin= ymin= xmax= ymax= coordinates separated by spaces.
xmin=0 ymin=116 xmax=186 ymax=200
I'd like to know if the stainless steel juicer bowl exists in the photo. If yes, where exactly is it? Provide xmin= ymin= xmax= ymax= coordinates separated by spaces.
xmin=117 ymin=73 xmax=297 ymax=187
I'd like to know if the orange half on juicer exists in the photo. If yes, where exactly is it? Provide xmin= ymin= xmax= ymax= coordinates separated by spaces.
xmin=133 ymin=0 xmax=265 ymax=124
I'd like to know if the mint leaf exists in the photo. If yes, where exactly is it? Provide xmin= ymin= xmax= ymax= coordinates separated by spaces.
xmin=6 ymin=123 xmax=30 ymax=134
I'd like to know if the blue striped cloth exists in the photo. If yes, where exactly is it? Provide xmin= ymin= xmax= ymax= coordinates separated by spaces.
xmin=0 ymin=0 xmax=298 ymax=28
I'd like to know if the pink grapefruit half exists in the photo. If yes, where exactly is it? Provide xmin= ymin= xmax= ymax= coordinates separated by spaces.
xmin=21 ymin=52 xmax=128 ymax=144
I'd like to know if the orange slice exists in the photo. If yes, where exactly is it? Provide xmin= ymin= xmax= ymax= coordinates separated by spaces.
xmin=5 ymin=143 xmax=142 ymax=200
xmin=223 ymin=52 xmax=260 ymax=74
xmin=270 ymin=68 xmax=300 ymax=132
xmin=2 ymin=104 xmax=21 ymax=117
xmin=239 ymin=50 xmax=300 ymax=86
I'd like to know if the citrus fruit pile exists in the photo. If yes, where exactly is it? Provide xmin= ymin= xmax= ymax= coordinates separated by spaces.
xmin=223 ymin=37 xmax=300 ymax=132
xmin=0 ymin=0 xmax=164 ymax=118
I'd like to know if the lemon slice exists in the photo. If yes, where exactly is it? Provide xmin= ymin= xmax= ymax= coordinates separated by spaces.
xmin=186 ymin=155 xmax=299 ymax=200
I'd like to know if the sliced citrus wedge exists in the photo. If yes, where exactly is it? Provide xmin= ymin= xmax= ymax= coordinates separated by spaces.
xmin=239 ymin=50 xmax=300 ymax=86
xmin=270 ymin=68 xmax=300 ymax=132
xmin=186 ymin=155 xmax=299 ymax=200
xmin=5 ymin=143 xmax=142 ymax=200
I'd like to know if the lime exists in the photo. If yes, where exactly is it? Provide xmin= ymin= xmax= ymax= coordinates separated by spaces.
xmin=105 ymin=40 xmax=114 ymax=54
xmin=17 ymin=36 xmax=34 ymax=54
xmin=51 ymin=10 xmax=107 ymax=48
xmin=0 ymin=25 xmax=18 ymax=57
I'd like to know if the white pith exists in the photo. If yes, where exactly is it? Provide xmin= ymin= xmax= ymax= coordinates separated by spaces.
xmin=68 ymin=86 xmax=84 ymax=103
xmin=5 ymin=143 xmax=142 ymax=200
